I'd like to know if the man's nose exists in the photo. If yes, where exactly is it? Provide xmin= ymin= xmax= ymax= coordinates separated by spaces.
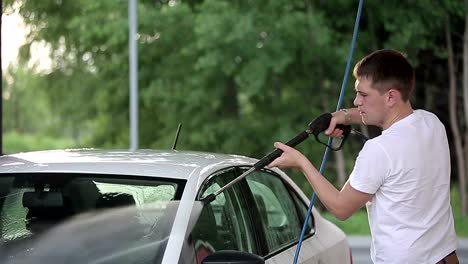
xmin=353 ymin=96 xmax=360 ymax=106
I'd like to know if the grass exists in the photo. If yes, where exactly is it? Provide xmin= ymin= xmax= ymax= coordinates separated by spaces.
xmin=451 ymin=186 xmax=468 ymax=237
xmin=322 ymin=186 xmax=468 ymax=237
xmin=322 ymin=209 xmax=370 ymax=235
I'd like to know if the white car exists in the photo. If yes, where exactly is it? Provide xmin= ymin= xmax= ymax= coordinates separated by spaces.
xmin=0 ymin=149 xmax=351 ymax=264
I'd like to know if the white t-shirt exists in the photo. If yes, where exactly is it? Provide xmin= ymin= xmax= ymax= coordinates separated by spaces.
xmin=350 ymin=110 xmax=458 ymax=264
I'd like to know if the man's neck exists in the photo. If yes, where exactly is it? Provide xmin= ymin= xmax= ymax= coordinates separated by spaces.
xmin=383 ymin=103 xmax=413 ymax=130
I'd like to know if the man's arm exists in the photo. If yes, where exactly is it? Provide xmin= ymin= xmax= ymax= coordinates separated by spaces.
xmin=269 ymin=142 xmax=371 ymax=220
xmin=299 ymin=156 xmax=371 ymax=220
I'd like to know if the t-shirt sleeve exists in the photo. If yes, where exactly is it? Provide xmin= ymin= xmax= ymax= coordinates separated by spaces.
xmin=350 ymin=140 xmax=390 ymax=194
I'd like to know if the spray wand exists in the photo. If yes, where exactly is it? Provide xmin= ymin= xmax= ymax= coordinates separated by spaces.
xmin=202 ymin=112 xmax=354 ymax=204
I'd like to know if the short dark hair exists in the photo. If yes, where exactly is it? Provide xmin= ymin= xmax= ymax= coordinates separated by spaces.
xmin=353 ymin=49 xmax=415 ymax=102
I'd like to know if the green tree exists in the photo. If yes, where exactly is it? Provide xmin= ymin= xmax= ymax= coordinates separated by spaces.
xmin=3 ymin=0 xmax=466 ymax=213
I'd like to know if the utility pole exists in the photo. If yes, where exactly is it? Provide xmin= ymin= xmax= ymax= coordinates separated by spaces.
xmin=129 ymin=0 xmax=138 ymax=151
xmin=1 ymin=0 xmax=3 ymax=155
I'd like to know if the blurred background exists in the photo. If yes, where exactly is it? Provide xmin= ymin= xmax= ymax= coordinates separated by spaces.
xmin=1 ymin=0 xmax=467 ymax=236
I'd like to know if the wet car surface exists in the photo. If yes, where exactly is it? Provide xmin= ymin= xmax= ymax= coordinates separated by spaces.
xmin=0 ymin=149 xmax=351 ymax=263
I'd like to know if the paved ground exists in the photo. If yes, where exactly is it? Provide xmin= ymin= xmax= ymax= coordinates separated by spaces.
xmin=348 ymin=236 xmax=468 ymax=264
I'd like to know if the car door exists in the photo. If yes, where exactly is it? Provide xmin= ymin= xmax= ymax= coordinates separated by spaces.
xmin=192 ymin=166 xmax=316 ymax=263
xmin=192 ymin=168 xmax=260 ymax=264
xmin=238 ymin=167 xmax=315 ymax=261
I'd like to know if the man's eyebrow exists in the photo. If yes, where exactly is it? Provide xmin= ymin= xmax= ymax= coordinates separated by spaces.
xmin=355 ymin=89 xmax=366 ymax=94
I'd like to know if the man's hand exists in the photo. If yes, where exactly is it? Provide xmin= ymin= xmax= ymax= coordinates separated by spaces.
xmin=267 ymin=142 xmax=309 ymax=170
xmin=325 ymin=110 xmax=348 ymax=137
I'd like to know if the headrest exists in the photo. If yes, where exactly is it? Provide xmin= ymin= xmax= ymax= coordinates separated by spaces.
xmin=95 ymin=192 xmax=136 ymax=209
xmin=23 ymin=192 xmax=64 ymax=208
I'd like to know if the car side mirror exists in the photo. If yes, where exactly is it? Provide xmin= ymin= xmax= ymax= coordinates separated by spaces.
xmin=202 ymin=250 xmax=264 ymax=264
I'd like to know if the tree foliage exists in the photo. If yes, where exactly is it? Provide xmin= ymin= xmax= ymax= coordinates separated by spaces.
xmin=2 ymin=0 xmax=467 ymax=208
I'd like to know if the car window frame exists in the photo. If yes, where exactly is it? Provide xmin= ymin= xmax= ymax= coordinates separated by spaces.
xmin=195 ymin=167 xmax=264 ymax=257
xmin=233 ymin=166 xmax=316 ymax=258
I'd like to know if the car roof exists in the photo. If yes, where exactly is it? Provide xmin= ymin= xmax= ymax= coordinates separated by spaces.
xmin=0 ymin=149 xmax=258 ymax=180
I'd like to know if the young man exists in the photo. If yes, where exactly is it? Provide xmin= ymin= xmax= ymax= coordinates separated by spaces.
xmin=268 ymin=49 xmax=459 ymax=263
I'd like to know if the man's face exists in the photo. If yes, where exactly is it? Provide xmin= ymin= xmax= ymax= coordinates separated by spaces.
xmin=353 ymin=77 xmax=388 ymax=127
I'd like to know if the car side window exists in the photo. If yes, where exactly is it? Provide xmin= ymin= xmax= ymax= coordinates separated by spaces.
xmin=245 ymin=170 xmax=304 ymax=253
xmin=192 ymin=169 xmax=258 ymax=263
xmin=291 ymin=189 xmax=315 ymax=236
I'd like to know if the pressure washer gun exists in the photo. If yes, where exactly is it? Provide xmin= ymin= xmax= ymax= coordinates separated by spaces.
xmin=202 ymin=112 xmax=354 ymax=204
xmin=253 ymin=112 xmax=352 ymax=170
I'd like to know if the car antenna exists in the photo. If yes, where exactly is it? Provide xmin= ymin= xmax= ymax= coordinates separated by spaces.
xmin=172 ymin=123 xmax=182 ymax=150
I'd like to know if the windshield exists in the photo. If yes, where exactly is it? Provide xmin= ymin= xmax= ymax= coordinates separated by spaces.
xmin=0 ymin=173 xmax=186 ymax=262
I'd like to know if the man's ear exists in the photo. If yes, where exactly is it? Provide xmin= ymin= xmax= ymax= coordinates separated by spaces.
xmin=386 ymin=89 xmax=401 ymax=106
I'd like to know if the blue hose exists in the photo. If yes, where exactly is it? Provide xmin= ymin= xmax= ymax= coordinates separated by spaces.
xmin=292 ymin=1 xmax=364 ymax=263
